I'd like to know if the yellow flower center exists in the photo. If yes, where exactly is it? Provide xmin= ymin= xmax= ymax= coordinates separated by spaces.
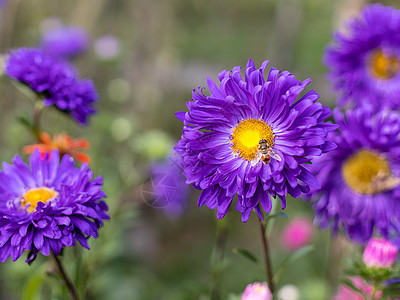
xmin=369 ymin=50 xmax=399 ymax=80
xmin=253 ymin=285 xmax=266 ymax=293
xmin=341 ymin=149 xmax=396 ymax=194
xmin=21 ymin=187 xmax=57 ymax=212
xmin=231 ymin=118 xmax=274 ymax=161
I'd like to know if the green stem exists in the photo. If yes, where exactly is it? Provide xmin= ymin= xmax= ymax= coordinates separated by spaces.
xmin=326 ymin=234 xmax=342 ymax=294
xmin=33 ymin=100 xmax=44 ymax=141
xmin=258 ymin=216 xmax=275 ymax=295
xmin=52 ymin=253 xmax=80 ymax=300
xmin=211 ymin=215 xmax=229 ymax=300
xmin=370 ymin=283 xmax=377 ymax=300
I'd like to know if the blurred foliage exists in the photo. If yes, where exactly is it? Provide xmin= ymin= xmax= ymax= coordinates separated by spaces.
xmin=0 ymin=0 xmax=395 ymax=299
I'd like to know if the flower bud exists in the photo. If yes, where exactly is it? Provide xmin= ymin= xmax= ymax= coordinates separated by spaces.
xmin=241 ymin=282 xmax=271 ymax=300
xmin=362 ymin=238 xmax=398 ymax=268
xmin=280 ymin=217 xmax=314 ymax=252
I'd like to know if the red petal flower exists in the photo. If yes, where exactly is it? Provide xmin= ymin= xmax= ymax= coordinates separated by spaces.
xmin=23 ymin=132 xmax=91 ymax=163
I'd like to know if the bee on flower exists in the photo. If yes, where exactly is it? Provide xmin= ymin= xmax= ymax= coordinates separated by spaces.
xmin=175 ymin=59 xmax=337 ymax=221
xmin=307 ymin=106 xmax=400 ymax=243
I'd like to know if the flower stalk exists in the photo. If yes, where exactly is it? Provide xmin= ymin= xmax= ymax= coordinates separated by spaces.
xmin=52 ymin=253 xmax=80 ymax=300
xmin=211 ymin=214 xmax=230 ymax=300
xmin=370 ymin=285 xmax=377 ymax=300
xmin=258 ymin=217 xmax=275 ymax=295
xmin=33 ymin=100 xmax=44 ymax=142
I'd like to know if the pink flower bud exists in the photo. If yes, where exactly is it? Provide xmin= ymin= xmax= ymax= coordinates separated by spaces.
xmin=362 ymin=238 xmax=398 ymax=268
xmin=280 ymin=217 xmax=314 ymax=251
xmin=241 ymin=282 xmax=271 ymax=300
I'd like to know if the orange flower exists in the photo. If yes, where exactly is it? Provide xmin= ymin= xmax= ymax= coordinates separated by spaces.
xmin=23 ymin=132 xmax=91 ymax=163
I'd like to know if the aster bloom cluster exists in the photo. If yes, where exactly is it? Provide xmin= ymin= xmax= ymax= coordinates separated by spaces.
xmin=325 ymin=4 xmax=400 ymax=108
xmin=0 ymin=150 xmax=108 ymax=262
xmin=176 ymin=59 xmax=336 ymax=221
xmin=40 ymin=25 xmax=89 ymax=60
xmin=0 ymin=19 xmax=109 ymax=298
xmin=308 ymin=107 xmax=400 ymax=243
xmin=315 ymin=5 xmax=400 ymax=297
xmin=5 ymin=47 xmax=97 ymax=125
xmin=308 ymin=4 xmax=400 ymax=245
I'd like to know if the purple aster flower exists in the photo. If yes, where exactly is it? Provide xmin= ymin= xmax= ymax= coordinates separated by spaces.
xmin=325 ymin=4 xmax=400 ymax=108
xmin=0 ymin=149 xmax=109 ymax=263
xmin=40 ymin=25 xmax=89 ymax=59
xmin=175 ymin=59 xmax=337 ymax=222
xmin=307 ymin=106 xmax=400 ymax=243
xmin=149 ymin=153 xmax=189 ymax=219
xmin=5 ymin=47 xmax=97 ymax=125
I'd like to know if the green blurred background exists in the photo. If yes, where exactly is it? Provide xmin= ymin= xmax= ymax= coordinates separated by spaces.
xmin=0 ymin=0 xmax=399 ymax=299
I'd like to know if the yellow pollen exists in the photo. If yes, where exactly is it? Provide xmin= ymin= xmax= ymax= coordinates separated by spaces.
xmin=231 ymin=118 xmax=274 ymax=161
xmin=21 ymin=187 xmax=57 ymax=213
xmin=254 ymin=285 xmax=265 ymax=293
xmin=369 ymin=50 xmax=399 ymax=80
xmin=342 ymin=150 xmax=392 ymax=195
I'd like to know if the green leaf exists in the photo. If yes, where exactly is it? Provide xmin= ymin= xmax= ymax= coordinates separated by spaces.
xmin=10 ymin=79 xmax=40 ymax=100
xmin=211 ymin=257 xmax=231 ymax=273
xmin=267 ymin=212 xmax=289 ymax=220
xmin=232 ymin=247 xmax=259 ymax=265
xmin=300 ymin=157 xmax=312 ymax=165
xmin=22 ymin=270 xmax=45 ymax=300
xmin=16 ymin=115 xmax=33 ymax=129
xmin=381 ymin=283 xmax=400 ymax=298
xmin=273 ymin=245 xmax=314 ymax=283
xmin=227 ymin=293 xmax=241 ymax=300
xmin=265 ymin=197 xmax=288 ymax=236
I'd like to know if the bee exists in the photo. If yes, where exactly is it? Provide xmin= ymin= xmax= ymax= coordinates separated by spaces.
xmin=369 ymin=170 xmax=400 ymax=194
xmin=251 ymin=139 xmax=281 ymax=167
